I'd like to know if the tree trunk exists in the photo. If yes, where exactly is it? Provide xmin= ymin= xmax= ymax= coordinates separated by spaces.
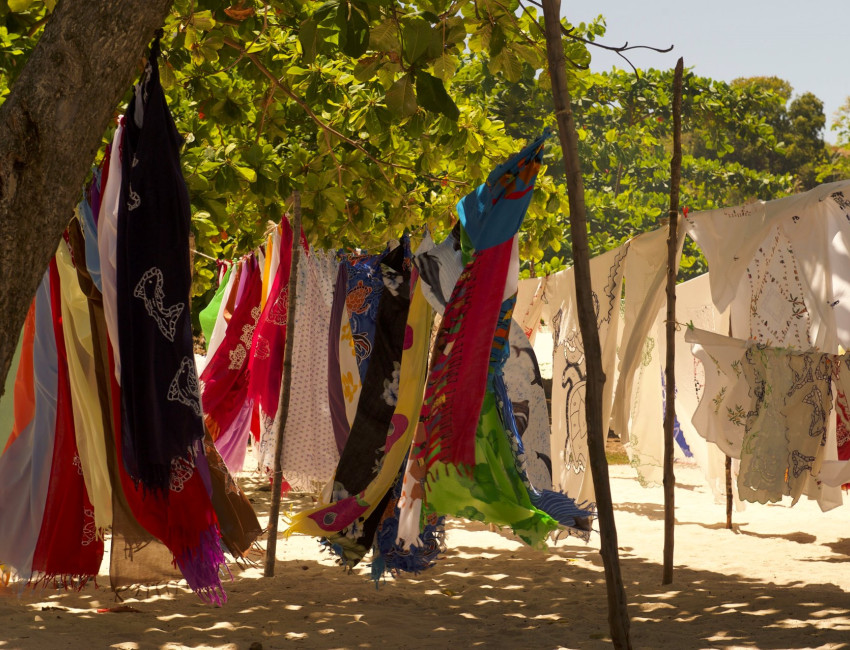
xmin=540 ymin=1 xmax=631 ymax=647
xmin=0 ymin=0 xmax=174 ymax=393
xmin=662 ymin=58 xmax=684 ymax=586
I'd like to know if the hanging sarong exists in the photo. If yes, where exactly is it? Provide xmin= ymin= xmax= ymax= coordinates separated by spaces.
xmin=201 ymin=257 xmax=262 ymax=472
xmin=327 ymin=263 xmax=352 ymax=455
xmin=279 ymin=249 xmax=339 ymax=491
xmin=111 ymin=39 xmax=227 ymax=600
xmin=0 ymin=275 xmax=59 ymax=581
xmin=345 ymin=251 xmax=386 ymax=379
xmin=421 ymin=134 xmax=586 ymax=547
xmin=55 ymin=234 xmax=113 ymax=533
xmin=116 ymin=39 xmax=207 ymax=492
xmin=199 ymin=263 xmax=232 ymax=350
xmin=249 ymin=219 xmax=294 ymax=473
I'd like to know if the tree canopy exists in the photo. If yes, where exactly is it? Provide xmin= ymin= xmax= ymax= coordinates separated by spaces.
xmin=0 ymin=0 xmax=836 ymax=300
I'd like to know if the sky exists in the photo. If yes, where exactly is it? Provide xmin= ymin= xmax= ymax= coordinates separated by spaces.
xmin=564 ymin=0 xmax=848 ymax=142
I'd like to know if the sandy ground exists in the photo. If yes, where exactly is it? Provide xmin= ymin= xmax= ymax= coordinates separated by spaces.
xmin=2 ymin=459 xmax=850 ymax=650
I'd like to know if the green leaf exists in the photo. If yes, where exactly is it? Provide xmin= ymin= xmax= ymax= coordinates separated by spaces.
xmin=7 ymin=0 xmax=34 ymax=12
xmin=353 ymin=57 xmax=382 ymax=82
xmin=415 ymin=70 xmax=459 ymax=121
xmin=402 ymin=17 xmax=439 ymax=65
xmin=488 ymin=47 xmax=522 ymax=83
xmin=369 ymin=19 xmax=399 ymax=51
xmin=322 ymin=187 xmax=348 ymax=211
xmin=431 ymin=52 xmax=456 ymax=81
xmin=386 ymin=74 xmax=417 ymax=118
xmin=489 ymin=23 xmax=505 ymax=57
xmin=299 ymin=17 xmax=321 ymax=63
xmin=336 ymin=2 xmax=370 ymax=58
xmin=184 ymin=26 xmax=199 ymax=50
xmin=160 ymin=61 xmax=176 ymax=89
xmin=192 ymin=10 xmax=216 ymax=32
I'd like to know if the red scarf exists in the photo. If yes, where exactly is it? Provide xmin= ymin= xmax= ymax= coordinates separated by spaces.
xmin=422 ymin=238 xmax=513 ymax=473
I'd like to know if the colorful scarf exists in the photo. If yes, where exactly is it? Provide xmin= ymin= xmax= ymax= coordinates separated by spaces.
xmin=55 ymin=235 xmax=113 ymax=534
xmin=116 ymin=38 xmax=206 ymax=492
xmin=248 ymin=219 xmax=294 ymax=473
xmin=201 ymin=257 xmax=262 ymax=472
xmin=422 ymin=238 xmax=514 ymax=472
xmin=0 ymin=275 xmax=59 ymax=581
xmin=199 ymin=263 xmax=232 ymax=349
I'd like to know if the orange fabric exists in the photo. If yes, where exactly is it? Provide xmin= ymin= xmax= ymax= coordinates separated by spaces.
xmin=4 ymin=301 xmax=36 ymax=453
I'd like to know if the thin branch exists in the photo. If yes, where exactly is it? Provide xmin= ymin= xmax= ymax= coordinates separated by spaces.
xmin=518 ymin=0 xmax=673 ymax=75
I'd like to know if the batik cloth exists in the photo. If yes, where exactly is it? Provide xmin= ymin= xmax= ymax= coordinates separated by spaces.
xmin=543 ymin=245 xmax=627 ymax=508
xmin=345 ymin=250 xmax=386 ymax=380
xmin=115 ymin=39 xmax=207 ymax=492
xmin=687 ymin=327 xmax=847 ymax=511
xmin=504 ymin=319 xmax=553 ymax=491
xmin=279 ymin=248 xmax=339 ymax=491
xmin=112 ymin=40 xmax=227 ymax=599
xmin=317 ymin=242 xmax=411 ymax=548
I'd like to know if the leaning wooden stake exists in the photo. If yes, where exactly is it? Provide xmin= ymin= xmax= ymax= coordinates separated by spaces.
xmin=541 ymin=1 xmax=631 ymax=646
xmin=662 ymin=58 xmax=684 ymax=585
xmin=725 ymin=455 xmax=733 ymax=530
xmin=264 ymin=192 xmax=303 ymax=578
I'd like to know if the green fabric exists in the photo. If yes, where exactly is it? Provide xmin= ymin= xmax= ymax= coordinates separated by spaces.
xmin=425 ymin=391 xmax=558 ymax=549
xmin=0 ymin=328 xmax=24 ymax=453
xmin=199 ymin=265 xmax=232 ymax=347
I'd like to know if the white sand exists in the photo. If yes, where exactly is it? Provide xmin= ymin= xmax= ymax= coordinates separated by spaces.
xmin=2 ymin=464 xmax=849 ymax=649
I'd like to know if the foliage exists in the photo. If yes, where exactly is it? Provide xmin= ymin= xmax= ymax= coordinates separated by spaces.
xmin=0 ymin=1 xmax=834 ymax=299
xmin=485 ymin=66 xmax=797 ymax=278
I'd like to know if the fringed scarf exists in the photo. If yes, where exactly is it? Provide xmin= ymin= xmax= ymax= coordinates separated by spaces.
xmin=200 ymin=257 xmax=262 ymax=472
xmin=0 ymin=276 xmax=59 ymax=581
xmin=421 ymin=134 xmax=548 ymax=475
xmin=30 ymin=260 xmax=104 ymax=586
xmin=116 ymin=38 xmax=206 ymax=492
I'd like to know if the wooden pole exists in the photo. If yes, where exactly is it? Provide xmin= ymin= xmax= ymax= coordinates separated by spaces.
xmin=662 ymin=59 xmax=684 ymax=586
xmin=540 ymin=2 xmax=631 ymax=646
xmin=725 ymin=455 xmax=733 ymax=530
xmin=264 ymin=192 xmax=302 ymax=578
